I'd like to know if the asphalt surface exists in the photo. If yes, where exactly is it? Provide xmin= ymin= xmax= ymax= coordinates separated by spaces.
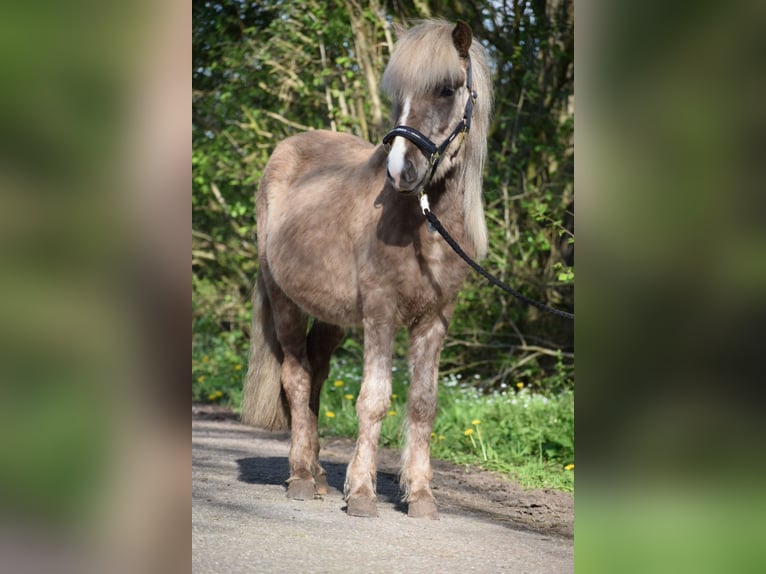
xmin=192 ymin=413 xmax=574 ymax=573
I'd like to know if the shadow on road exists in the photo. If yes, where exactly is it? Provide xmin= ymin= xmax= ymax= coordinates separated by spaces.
xmin=236 ymin=456 xmax=406 ymax=513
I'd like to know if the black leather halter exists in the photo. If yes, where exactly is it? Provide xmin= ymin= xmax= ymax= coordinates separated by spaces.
xmin=382 ymin=56 xmax=477 ymax=188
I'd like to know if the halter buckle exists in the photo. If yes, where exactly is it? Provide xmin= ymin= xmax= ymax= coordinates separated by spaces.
xmin=418 ymin=190 xmax=430 ymax=214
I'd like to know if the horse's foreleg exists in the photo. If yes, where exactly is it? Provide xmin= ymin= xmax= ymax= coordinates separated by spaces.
xmin=344 ymin=320 xmax=394 ymax=517
xmin=402 ymin=313 xmax=450 ymax=519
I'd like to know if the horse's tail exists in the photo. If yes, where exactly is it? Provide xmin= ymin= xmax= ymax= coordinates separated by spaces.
xmin=241 ymin=272 xmax=290 ymax=430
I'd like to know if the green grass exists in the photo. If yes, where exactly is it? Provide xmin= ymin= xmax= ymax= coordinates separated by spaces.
xmin=192 ymin=328 xmax=245 ymax=408
xmin=192 ymin=345 xmax=574 ymax=491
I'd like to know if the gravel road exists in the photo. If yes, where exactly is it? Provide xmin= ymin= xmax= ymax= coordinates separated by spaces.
xmin=192 ymin=407 xmax=573 ymax=573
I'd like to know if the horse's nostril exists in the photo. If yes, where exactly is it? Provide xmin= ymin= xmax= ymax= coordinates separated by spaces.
xmin=403 ymin=160 xmax=416 ymax=184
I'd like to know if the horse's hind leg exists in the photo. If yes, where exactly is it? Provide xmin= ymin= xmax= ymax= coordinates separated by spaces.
xmin=307 ymin=321 xmax=345 ymax=495
xmin=263 ymin=278 xmax=317 ymax=500
xmin=401 ymin=313 xmax=451 ymax=519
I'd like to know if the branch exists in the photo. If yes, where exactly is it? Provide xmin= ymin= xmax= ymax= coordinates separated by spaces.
xmin=210 ymin=182 xmax=230 ymax=214
xmin=512 ymin=345 xmax=574 ymax=358
xmin=263 ymin=110 xmax=313 ymax=132
xmin=318 ymin=38 xmax=337 ymax=131
xmin=192 ymin=229 xmax=214 ymax=242
xmin=209 ymin=182 xmax=251 ymax=241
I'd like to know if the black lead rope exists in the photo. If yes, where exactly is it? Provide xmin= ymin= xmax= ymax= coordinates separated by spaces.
xmin=421 ymin=200 xmax=575 ymax=321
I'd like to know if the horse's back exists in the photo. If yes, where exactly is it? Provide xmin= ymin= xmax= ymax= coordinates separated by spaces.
xmin=260 ymin=130 xmax=383 ymax=206
xmin=265 ymin=130 xmax=375 ymax=177
xmin=276 ymin=129 xmax=375 ymax=156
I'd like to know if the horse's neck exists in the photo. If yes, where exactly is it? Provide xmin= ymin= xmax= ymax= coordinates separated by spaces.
xmin=426 ymin=170 xmax=466 ymax=230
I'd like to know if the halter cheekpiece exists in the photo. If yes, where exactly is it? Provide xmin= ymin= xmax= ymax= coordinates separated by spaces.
xmin=382 ymin=56 xmax=477 ymax=189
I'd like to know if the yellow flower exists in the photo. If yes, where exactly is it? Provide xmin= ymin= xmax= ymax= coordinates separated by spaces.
xmin=207 ymin=390 xmax=222 ymax=401
xmin=234 ymin=364 xmax=242 ymax=371
xmin=325 ymin=411 xmax=335 ymax=418
xmin=387 ymin=410 xmax=396 ymax=417
xmin=471 ymin=419 xmax=481 ymax=426
xmin=197 ymin=376 xmax=205 ymax=383
xmin=438 ymin=435 xmax=445 ymax=441
xmin=464 ymin=428 xmax=474 ymax=436
xmin=344 ymin=394 xmax=354 ymax=400
xmin=333 ymin=380 xmax=344 ymax=387
xmin=202 ymin=355 xmax=209 ymax=363
xmin=431 ymin=432 xmax=436 ymax=439
xmin=516 ymin=382 xmax=524 ymax=389
xmin=391 ymin=393 xmax=398 ymax=399
xmin=565 ymin=464 xmax=574 ymax=471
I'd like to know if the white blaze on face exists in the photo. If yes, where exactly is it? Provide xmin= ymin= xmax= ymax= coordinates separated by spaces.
xmin=386 ymin=96 xmax=411 ymax=184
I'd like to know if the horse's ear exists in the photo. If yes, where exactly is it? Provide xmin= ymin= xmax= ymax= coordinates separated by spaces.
xmin=452 ymin=20 xmax=472 ymax=58
xmin=392 ymin=22 xmax=406 ymax=39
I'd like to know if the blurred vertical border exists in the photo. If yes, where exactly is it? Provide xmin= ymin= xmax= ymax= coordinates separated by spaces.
xmin=577 ymin=0 xmax=766 ymax=571
xmin=0 ymin=0 xmax=189 ymax=572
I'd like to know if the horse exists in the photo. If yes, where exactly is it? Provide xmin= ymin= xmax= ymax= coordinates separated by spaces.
xmin=242 ymin=19 xmax=493 ymax=519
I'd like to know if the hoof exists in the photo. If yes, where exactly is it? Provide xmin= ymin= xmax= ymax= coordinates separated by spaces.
xmin=287 ymin=478 xmax=315 ymax=501
xmin=314 ymin=474 xmax=329 ymax=496
xmin=346 ymin=495 xmax=378 ymax=517
xmin=408 ymin=499 xmax=439 ymax=519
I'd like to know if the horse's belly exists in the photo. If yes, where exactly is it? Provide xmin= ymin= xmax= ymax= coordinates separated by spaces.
xmin=285 ymin=275 xmax=361 ymax=327
xmin=267 ymin=238 xmax=362 ymax=327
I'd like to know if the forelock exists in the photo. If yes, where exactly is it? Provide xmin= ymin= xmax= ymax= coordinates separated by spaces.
xmin=381 ymin=20 xmax=465 ymax=101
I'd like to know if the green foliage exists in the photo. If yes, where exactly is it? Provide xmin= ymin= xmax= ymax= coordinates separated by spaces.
xmin=192 ymin=327 xmax=246 ymax=408
xmin=192 ymin=275 xmax=251 ymax=406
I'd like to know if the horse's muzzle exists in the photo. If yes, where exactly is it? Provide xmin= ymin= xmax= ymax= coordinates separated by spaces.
xmin=386 ymin=159 xmax=421 ymax=194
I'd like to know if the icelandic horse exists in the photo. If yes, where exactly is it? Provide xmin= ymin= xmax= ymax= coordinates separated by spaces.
xmin=242 ymin=20 xmax=492 ymax=519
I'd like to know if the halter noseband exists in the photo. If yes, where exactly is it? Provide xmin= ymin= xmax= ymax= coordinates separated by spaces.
xmin=382 ymin=56 xmax=477 ymax=189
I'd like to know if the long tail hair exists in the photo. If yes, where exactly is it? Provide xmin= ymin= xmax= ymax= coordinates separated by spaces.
xmin=241 ymin=272 xmax=290 ymax=430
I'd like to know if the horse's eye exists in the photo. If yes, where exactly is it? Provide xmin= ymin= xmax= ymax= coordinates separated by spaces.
xmin=439 ymin=85 xmax=455 ymax=98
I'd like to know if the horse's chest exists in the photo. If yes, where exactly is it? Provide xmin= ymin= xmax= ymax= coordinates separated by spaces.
xmin=395 ymin=240 xmax=467 ymax=317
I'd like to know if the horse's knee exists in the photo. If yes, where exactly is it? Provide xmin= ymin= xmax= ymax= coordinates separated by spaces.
xmin=355 ymin=393 xmax=390 ymax=423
